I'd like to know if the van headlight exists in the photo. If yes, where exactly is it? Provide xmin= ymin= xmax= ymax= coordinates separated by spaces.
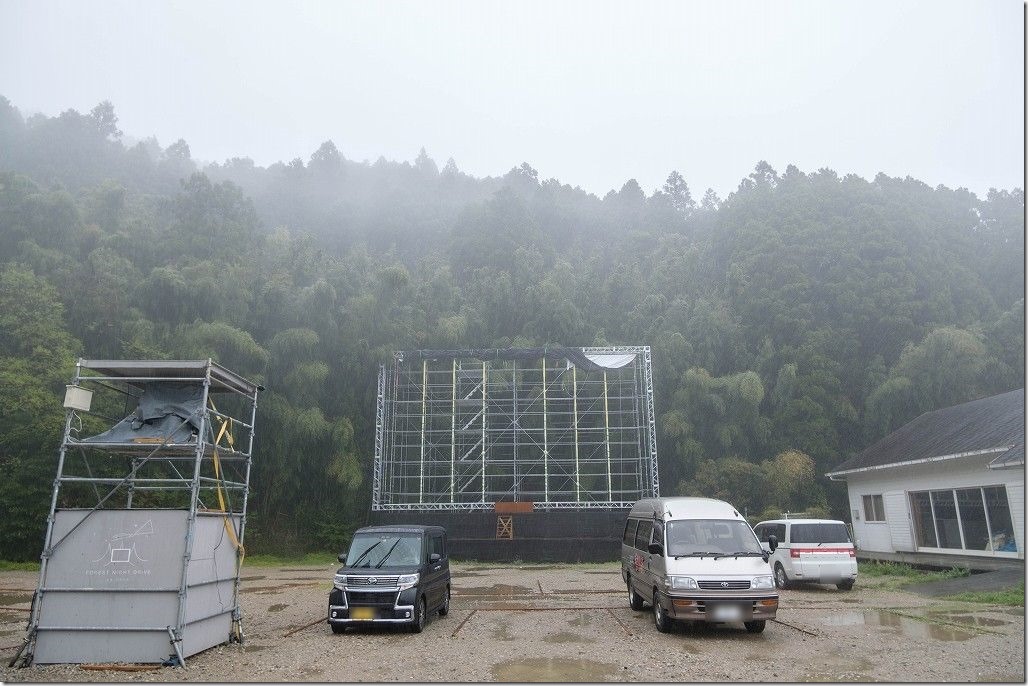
xmin=397 ymin=573 xmax=419 ymax=590
xmin=668 ymin=576 xmax=698 ymax=590
xmin=333 ymin=574 xmax=347 ymax=589
xmin=752 ymin=575 xmax=774 ymax=589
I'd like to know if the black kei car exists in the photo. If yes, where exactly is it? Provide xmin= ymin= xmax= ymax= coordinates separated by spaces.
xmin=328 ymin=525 xmax=450 ymax=633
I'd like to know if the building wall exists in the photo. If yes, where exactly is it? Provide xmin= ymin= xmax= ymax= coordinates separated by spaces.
xmin=840 ymin=453 xmax=1024 ymax=560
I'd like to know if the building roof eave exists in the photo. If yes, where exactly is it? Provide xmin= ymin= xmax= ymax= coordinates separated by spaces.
xmin=825 ymin=446 xmax=1012 ymax=480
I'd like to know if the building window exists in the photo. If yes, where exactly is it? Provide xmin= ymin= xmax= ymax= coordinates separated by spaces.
xmin=863 ymin=494 xmax=885 ymax=522
xmin=909 ymin=486 xmax=1018 ymax=553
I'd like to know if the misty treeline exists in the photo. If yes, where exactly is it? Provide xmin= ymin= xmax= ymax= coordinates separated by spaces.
xmin=0 ymin=97 xmax=1023 ymax=558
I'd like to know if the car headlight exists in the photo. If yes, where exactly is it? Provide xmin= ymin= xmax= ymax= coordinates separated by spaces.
xmin=397 ymin=573 xmax=419 ymax=590
xmin=752 ymin=575 xmax=774 ymax=589
xmin=333 ymin=574 xmax=347 ymax=589
xmin=668 ymin=576 xmax=698 ymax=590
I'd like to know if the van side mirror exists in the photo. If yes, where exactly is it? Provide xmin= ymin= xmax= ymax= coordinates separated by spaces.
xmin=647 ymin=543 xmax=663 ymax=556
xmin=768 ymin=535 xmax=778 ymax=552
xmin=429 ymin=553 xmax=441 ymax=563
xmin=338 ymin=553 xmax=347 ymax=563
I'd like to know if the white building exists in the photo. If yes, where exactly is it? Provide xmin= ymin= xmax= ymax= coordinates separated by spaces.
xmin=826 ymin=389 xmax=1024 ymax=571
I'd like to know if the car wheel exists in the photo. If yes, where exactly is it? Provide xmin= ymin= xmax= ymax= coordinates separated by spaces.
xmin=837 ymin=580 xmax=854 ymax=591
xmin=628 ymin=580 xmax=645 ymax=611
xmin=745 ymin=620 xmax=766 ymax=633
xmin=774 ymin=563 xmax=791 ymax=590
xmin=411 ymin=596 xmax=427 ymax=633
xmin=331 ymin=623 xmax=346 ymax=634
xmin=652 ymin=589 xmax=671 ymax=633
xmin=439 ymin=586 xmax=450 ymax=616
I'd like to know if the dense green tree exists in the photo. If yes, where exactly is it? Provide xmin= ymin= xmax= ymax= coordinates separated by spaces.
xmin=0 ymin=96 xmax=1021 ymax=556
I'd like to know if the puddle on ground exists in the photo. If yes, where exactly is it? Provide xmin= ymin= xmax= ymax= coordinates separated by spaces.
xmin=543 ymin=631 xmax=594 ymax=644
xmin=926 ymin=610 xmax=1010 ymax=627
xmin=242 ymin=582 xmax=319 ymax=593
xmin=821 ymin=610 xmax=976 ymax=641
xmin=454 ymin=584 xmax=534 ymax=596
xmin=480 ymin=602 xmax=531 ymax=611
xmin=239 ymin=575 xmax=266 ymax=581
xmin=492 ymin=623 xmax=515 ymax=641
xmin=268 ymin=604 xmax=289 ymax=613
xmin=679 ymin=641 xmax=701 ymax=655
xmin=0 ymin=593 xmax=32 ymax=606
xmin=281 ymin=568 xmax=329 ymax=572
xmin=977 ymin=672 xmax=1025 ymax=682
xmin=801 ymin=655 xmax=874 ymax=682
xmin=491 ymin=657 xmax=619 ymax=682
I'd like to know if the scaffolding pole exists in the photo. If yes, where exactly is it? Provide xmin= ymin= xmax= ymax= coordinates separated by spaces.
xmin=542 ymin=357 xmax=549 ymax=504
xmin=419 ymin=360 xmax=427 ymax=504
xmin=603 ymin=370 xmax=612 ymax=500
xmin=573 ymin=365 xmax=580 ymax=502
xmin=481 ymin=361 xmax=487 ymax=503
xmin=450 ymin=359 xmax=456 ymax=503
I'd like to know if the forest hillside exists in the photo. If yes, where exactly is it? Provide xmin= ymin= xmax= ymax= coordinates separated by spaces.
xmin=0 ymin=96 xmax=1022 ymax=557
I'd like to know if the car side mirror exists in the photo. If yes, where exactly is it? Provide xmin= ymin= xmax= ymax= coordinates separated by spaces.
xmin=338 ymin=553 xmax=347 ymax=563
xmin=430 ymin=553 xmax=441 ymax=563
xmin=647 ymin=543 xmax=663 ymax=556
xmin=768 ymin=535 xmax=778 ymax=552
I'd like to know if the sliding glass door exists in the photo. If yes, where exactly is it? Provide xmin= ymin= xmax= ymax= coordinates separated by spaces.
xmin=909 ymin=486 xmax=1017 ymax=554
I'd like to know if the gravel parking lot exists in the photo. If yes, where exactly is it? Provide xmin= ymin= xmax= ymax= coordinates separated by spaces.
xmin=0 ymin=562 xmax=1023 ymax=682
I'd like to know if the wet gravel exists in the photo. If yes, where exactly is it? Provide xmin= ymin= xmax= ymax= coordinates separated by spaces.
xmin=0 ymin=562 xmax=1023 ymax=682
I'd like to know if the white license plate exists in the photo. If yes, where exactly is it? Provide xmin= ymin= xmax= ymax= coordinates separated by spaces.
xmin=710 ymin=604 xmax=743 ymax=622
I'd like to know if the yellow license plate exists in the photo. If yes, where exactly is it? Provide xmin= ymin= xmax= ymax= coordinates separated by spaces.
xmin=350 ymin=607 xmax=376 ymax=620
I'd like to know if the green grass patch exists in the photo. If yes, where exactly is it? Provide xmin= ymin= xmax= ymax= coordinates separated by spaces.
xmin=944 ymin=581 xmax=1025 ymax=607
xmin=243 ymin=552 xmax=339 ymax=568
xmin=0 ymin=560 xmax=40 ymax=571
xmin=857 ymin=560 xmax=970 ymax=589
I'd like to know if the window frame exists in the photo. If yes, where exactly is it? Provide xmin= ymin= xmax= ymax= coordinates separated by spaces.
xmin=863 ymin=494 xmax=885 ymax=522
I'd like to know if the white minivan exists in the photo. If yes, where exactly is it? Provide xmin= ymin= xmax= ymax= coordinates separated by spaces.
xmin=622 ymin=497 xmax=779 ymax=634
xmin=753 ymin=519 xmax=857 ymax=590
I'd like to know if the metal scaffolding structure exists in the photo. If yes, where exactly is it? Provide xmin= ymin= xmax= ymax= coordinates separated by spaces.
xmin=372 ymin=347 xmax=659 ymax=511
xmin=17 ymin=359 xmax=261 ymax=667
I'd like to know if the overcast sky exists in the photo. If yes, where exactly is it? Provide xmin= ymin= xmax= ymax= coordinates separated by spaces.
xmin=0 ymin=0 xmax=1022 ymax=198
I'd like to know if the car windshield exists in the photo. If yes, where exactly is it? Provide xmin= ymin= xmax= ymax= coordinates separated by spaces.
xmin=790 ymin=523 xmax=851 ymax=544
xmin=666 ymin=519 xmax=763 ymax=557
xmin=346 ymin=533 xmax=422 ymax=567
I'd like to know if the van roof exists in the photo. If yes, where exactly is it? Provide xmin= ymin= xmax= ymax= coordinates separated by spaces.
xmin=755 ymin=519 xmax=846 ymax=526
xmin=629 ymin=497 xmax=744 ymax=520
xmin=355 ymin=525 xmax=446 ymax=535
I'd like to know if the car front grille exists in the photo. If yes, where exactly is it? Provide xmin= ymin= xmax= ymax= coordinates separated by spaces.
xmin=697 ymin=580 xmax=751 ymax=590
xmin=346 ymin=590 xmax=398 ymax=606
xmin=347 ymin=575 xmax=400 ymax=586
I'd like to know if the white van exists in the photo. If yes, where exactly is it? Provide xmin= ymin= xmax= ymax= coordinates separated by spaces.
xmin=622 ymin=497 xmax=779 ymax=634
xmin=753 ymin=518 xmax=857 ymax=590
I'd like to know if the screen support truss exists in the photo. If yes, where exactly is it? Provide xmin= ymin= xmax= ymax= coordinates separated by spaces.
xmin=372 ymin=347 xmax=659 ymax=511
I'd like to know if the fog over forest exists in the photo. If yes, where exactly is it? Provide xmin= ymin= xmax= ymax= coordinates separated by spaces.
xmin=0 ymin=93 xmax=1023 ymax=557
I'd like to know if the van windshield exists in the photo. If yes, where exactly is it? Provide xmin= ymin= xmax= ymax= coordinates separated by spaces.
xmin=346 ymin=533 xmax=422 ymax=567
xmin=666 ymin=519 xmax=763 ymax=557
xmin=790 ymin=523 xmax=851 ymax=544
